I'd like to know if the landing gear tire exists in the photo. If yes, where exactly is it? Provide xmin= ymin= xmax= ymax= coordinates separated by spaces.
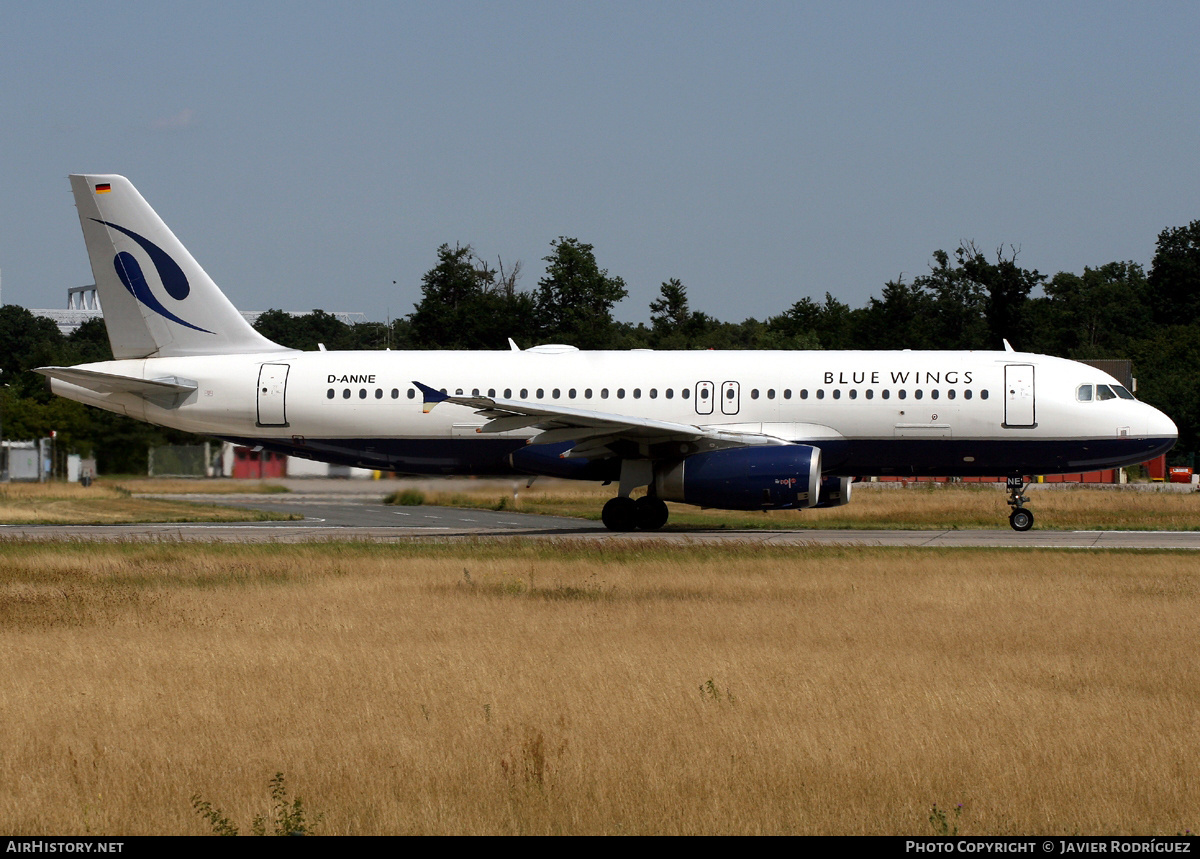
xmin=634 ymin=496 xmax=670 ymax=531
xmin=1009 ymin=508 xmax=1034 ymax=532
xmin=601 ymin=496 xmax=638 ymax=531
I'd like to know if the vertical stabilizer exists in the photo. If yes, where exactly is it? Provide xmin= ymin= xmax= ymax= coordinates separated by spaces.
xmin=69 ymin=174 xmax=289 ymax=358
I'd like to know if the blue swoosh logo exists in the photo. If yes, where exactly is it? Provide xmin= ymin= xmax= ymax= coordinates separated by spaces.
xmin=91 ymin=219 xmax=212 ymax=334
xmin=113 ymin=251 xmax=214 ymax=334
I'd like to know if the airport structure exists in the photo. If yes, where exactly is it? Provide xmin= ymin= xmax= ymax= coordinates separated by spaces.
xmin=32 ymin=285 xmax=367 ymax=335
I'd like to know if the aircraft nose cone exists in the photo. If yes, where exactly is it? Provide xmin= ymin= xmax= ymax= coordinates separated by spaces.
xmin=1147 ymin=405 xmax=1178 ymax=440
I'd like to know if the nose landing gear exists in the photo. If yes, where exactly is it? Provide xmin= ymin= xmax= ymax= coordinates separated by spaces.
xmin=1006 ymin=477 xmax=1033 ymax=531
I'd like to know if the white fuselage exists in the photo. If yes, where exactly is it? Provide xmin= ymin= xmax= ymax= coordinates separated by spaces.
xmin=49 ymin=347 xmax=1177 ymax=479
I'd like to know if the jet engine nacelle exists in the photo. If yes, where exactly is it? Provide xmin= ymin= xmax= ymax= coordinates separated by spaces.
xmin=814 ymin=476 xmax=853 ymax=508
xmin=653 ymin=444 xmax=822 ymax=510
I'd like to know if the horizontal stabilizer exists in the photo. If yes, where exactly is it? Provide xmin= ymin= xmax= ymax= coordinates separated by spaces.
xmin=35 ymin=366 xmax=197 ymax=402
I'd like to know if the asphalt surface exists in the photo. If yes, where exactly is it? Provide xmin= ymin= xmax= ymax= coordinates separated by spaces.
xmin=2 ymin=479 xmax=1198 ymax=548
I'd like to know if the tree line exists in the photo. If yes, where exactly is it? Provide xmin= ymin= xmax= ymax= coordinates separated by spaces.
xmin=3 ymin=222 xmax=1198 ymax=473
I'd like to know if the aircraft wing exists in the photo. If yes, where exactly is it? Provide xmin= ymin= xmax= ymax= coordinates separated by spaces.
xmin=413 ymin=380 xmax=791 ymax=458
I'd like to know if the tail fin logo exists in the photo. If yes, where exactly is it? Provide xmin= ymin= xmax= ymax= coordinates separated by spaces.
xmin=92 ymin=219 xmax=214 ymax=334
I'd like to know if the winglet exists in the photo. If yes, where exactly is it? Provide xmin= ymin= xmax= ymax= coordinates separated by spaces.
xmin=1003 ymin=339 xmax=1015 ymax=353
xmin=508 ymin=338 xmax=521 ymax=351
xmin=413 ymin=381 xmax=449 ymax=413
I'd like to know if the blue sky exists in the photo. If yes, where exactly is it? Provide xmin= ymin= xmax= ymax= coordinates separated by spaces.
xmin=3 ymin=1 xmax=1198 ymax=330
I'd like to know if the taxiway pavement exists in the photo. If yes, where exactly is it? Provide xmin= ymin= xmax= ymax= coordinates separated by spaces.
xmin=2 ymin=481 xmax=1197 ymax=548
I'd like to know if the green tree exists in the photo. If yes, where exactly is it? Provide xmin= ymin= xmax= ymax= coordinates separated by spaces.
xmin=1147 ymin=220 xmax=1200 ymax=323
xmin=0 ymin=304 xmax=69 ymax=399
xmin=252 ymin=309 xmax=356 ymax=351
xmin=409 ymin=244 xmax=536 ymax=349
xmin=914 ymin=248 xmax=990 ymax=349
xmin=535 ymin=238 xmax=627 ymax=348
xmin=957 ymin=243 xmax=1045 ymax=348
xmin=860 ymin=277 xmax=938 ymax=349
xmin=1038 ymin=262 xmax=1152 ymax=358
xmin=765 ymin=293 xmax=859 ymax=350
xmin=647 ymin=279 xmax=725 ymax=348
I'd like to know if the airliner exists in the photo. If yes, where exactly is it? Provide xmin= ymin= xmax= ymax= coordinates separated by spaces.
xmin=37 ymin=175 xmax=1177 ymax=531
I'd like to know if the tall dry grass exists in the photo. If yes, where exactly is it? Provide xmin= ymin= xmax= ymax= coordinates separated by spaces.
xmin=0 ymin=541 xmax=1196 ymax=835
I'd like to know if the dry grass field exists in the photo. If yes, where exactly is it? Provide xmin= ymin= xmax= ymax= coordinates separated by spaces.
xmin=397 ymin=480 xmax=1200 ymax=531
xmin=0 ymin=482 xmax=295 ymax=525
xmin=0 ymin=540 xmax=1196 ymax=835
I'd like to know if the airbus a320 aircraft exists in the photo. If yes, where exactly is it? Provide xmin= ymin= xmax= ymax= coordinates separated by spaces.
xmin=38 ymin=175 xmax=1177 ymax=531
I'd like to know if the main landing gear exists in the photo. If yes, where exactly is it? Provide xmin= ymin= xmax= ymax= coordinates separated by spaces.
xmin=1006 ymin=476 xmax=1034 ymax=531
xmin=601 ymin=495 xmax=669 ymax=532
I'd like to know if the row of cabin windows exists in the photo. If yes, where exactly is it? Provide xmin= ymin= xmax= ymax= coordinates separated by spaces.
xmin=327 ymin=387 xmax=414 ymax=400
xmin=793 ymin=388 xmax=987 ymax=401
xmin=326 ymin=386 xmax=989 ymax=403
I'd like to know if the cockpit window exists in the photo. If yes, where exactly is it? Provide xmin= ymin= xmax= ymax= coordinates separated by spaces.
xmin=1113 ymin=385 xmax=1135 ymax=400
xmin=1077 ymin=385 xmax=1092 ymax=402
xmin=1096 ymin=384 xmax=1117 ymax=401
